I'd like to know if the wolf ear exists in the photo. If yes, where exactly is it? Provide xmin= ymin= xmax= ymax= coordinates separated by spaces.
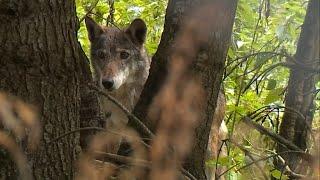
xmin=85 ymin=16 xmax=104 ymax=42
xmin=126 ymin=18 xmax=147 ymax=46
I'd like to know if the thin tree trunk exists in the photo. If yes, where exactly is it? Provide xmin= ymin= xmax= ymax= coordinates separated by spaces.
xmin=277 ymin=0 xmax=319 ymax=175
xmin=0 ymin=1 xmax=95 ymax=178
xmin=129 ymin=0 xmax=237 ymax=179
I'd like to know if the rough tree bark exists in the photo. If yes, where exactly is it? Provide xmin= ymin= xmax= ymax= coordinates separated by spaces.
xmin=276 ymin=0 xmax=319 ymax=175
xmin=0 ymin=0 xmax=99 ymax=179
xmin=129 ymin=0 xmax=237 ymax=179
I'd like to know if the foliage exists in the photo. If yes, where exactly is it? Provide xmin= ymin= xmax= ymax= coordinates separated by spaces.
xmin=76 ymin=0 xmax=167 ymax=57
xmin=75 ymin=0 xmax=319 ymax=179
xmin=223 ymin=0 xmax=320 ymax=179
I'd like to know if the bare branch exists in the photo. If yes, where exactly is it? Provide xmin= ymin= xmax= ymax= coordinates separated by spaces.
xmin=88 ymin=84 xmax=154 ymax=138
xmin=242 ymin=116 xmax=313 ymax=163
xmin=79 ymin=0 xmax=100 ymax=23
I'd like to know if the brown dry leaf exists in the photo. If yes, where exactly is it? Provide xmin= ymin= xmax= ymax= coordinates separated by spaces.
xmin=0 ymin=92 xmax=41 ymax=180
xmin=77 ymin=128 xmax=147 ymax=179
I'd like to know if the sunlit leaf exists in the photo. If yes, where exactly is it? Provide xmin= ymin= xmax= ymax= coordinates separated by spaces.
xmin=271 ymin=170 xmax=289 ymax=180
xmin=264 ymin=88 xmax=283 ymax=104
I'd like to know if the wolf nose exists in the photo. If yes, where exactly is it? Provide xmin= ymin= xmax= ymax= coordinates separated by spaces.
xmin=102 ymin=79 xmax=114 ymax=90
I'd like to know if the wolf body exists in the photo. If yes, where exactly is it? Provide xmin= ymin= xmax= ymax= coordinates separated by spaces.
xmin=85 ymin=17 xmax=150 ymax=152
xmin=206 ymin=91 xmax=228 ymax=180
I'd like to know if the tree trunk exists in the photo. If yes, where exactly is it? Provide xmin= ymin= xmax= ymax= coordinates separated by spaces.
xmin=129 ymin=0 xmax=237 ymax=179
xmin=0 ymin=1 xmax=96 ymax=179
xmin=277 ymin=0 xmax=319 ymax=175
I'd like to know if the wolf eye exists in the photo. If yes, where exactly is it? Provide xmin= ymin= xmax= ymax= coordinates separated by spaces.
xmin=97 ymin=51 xmax=106 ymax=59
xmin=120 ymin=51 xmax=130 ymax=59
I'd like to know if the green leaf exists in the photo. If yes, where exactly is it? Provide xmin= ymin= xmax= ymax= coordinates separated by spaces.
xmin=206 ymin=156 xmax=232 ymax=167
xmin=228 ymin=48 xmax=236 ymax=59
xmin=218 ymin=156 xmax=232 ymax=166
xmin=271 ymin=170 xmax=288 ymax=180
xmin=266 ymin=79 xmax=277 ymax=90
xmin=264 ymin=88 xmax=283 ymax=104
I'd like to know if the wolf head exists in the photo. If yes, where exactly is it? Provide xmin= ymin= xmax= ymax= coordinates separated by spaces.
xmin=85 ymin=16 xmax=149 ymax=91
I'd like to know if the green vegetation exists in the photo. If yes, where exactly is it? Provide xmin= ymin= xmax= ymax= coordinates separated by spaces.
xmin=75 ymin=1 xmax=319 ymax=179
xmin=76 ymin=0 xmax=167 ymax=56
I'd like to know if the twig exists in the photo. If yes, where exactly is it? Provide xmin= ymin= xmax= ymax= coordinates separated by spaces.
xmin=229 ymin=149 xmax=309 ymax=178
xmin=79 ymin=0 xmax=100 ymax=23
xmin=215 ymin=139 xmax=227 ymax=178
xmin=180 ymin=168 xmax=197 ymax=180
xmin=243 ymin=116 xmax=300 ymax=151
xmin=48 ymin=127 xmax=104 ymax=144
xmin=219 ymin=147 xmax=311 ymax=178
xmin=229 ymin=139 xmax=269 ymax=180
xmin=217 ymin=163 xmax=240 ymax=178
xmin=88 ymin=84 xmax=154 ymax=138
xmin=242 ymin=117 xmax=313 ymax=163
xmin=106 ymin=0 xmax=115 ymax=26
xmin=48 ymin=127 xmax=150 ymax=148
xmin=225 ymin=51 xmax=289 ymax=71
xmin=248 ymin=105 xmax=316 ymax=145
xmin=249 ymin=0 xmax=264 ymax=52
xmin=94 ymin=153 xmax=197 ymax=180
xmin=242 ymin=62 xmax=285 ymax=93
xmin=303 ymin=88 xmax=320 ymax=96
xmin=94 ymin=151 xmax=151 ymax=167
xmin=88 ymin=12 xmax=122 ymax=30
xmin=88 ymin=84 xmax=197 ymax=180
xmin=277 ymin=154 xmax=308 ymax=179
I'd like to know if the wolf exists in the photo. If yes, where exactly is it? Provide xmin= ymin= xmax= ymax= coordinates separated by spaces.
xmin=206 ymin=90 xmax=228 ymax=180
xmin=85 ymin=16 xmax=150 ymax=152
xmin=85 ymin=16 xmax=228 ymax=179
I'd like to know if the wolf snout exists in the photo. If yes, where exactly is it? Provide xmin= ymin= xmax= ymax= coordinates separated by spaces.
xmin=102 ymin=79 xmax=114 ymax=90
